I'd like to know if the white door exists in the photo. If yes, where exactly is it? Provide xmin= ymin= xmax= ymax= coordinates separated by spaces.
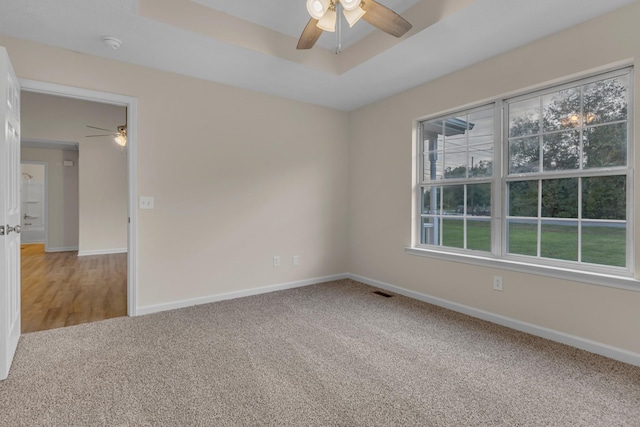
xmin=0 ymin=47 xmax=21 ymax=380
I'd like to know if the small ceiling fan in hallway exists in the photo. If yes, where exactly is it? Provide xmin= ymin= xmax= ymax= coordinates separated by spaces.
xmin=297 ymin=0 xmax=412 ymax=50
xmin=85 ymin=108 xmax=128 ymax=147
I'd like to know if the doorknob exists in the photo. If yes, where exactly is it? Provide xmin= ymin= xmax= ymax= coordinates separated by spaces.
xmin=6 ymin=225 xmax=21 ymax=234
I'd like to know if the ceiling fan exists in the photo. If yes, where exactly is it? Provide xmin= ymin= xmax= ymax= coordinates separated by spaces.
xmin=85 ymin=108 xmax=128 ymax=147
xmin=297 ymin=0 xmax=412 ymax=50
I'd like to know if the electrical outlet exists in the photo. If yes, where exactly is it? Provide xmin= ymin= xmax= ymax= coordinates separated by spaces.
xmin=493 ymin=275 xmax=503 ymax=291
xmin=273 ymin=256 xmax=280 ymax=267
xmin=293 ymin=255 xmax=299 ymax=266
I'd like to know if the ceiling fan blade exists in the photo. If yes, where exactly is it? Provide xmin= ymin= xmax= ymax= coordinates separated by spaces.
xmin=86 ymin=125 xmax=114 ymax=132
xmin=361 ymin=0 xmax=412 ymax=38
xmin=85 ymin=134 xmax=113 ymax=137
xmin=297 ymin=18 xmax=323 ymax=50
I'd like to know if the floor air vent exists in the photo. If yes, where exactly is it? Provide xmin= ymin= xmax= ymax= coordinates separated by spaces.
xmin=372 ymin=291 xmax=393 ymax=298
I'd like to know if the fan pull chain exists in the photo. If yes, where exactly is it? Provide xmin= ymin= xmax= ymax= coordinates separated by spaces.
xmin=335 ymin=1 xmax=342 ymax=54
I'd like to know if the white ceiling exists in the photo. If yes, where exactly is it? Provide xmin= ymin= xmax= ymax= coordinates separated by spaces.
xmin=0 ymin=0 xmax=637 ymax=111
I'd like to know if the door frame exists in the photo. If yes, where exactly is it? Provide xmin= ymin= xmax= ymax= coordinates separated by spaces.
xmin=20 ymin=79 xmax=139 ymax=316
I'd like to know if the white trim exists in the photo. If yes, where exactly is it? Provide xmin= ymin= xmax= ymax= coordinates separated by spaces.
xmin=19 ymin=79 xmax=132 ymax=106
xmin=20 ymin=79 xmax=139 ymax=317
xmin=137 ymin=273 xmax=349 ymax=316
xmin=45 ymin=246 xmax=79 ymax=253
xmin=77 ymin=248 xmax=127 ymax=257
xmin=21 ymin=138 xmax=78 ymax=151
xmin=348 ymin=273 xmax=640 ymax=368
xmin=405 ymin=247 xmax=640 ymax=291
xmin=126 ymin=99 xmax=138 ymax=316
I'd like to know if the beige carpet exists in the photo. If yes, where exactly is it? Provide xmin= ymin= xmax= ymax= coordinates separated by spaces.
xmin=1 ymin=279 xmax=639 ymax=426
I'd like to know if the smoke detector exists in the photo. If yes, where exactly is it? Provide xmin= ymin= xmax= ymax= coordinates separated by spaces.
xmin=102 ymin=36 xmax=122 ymax=50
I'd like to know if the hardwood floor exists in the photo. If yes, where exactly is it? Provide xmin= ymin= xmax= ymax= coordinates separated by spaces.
xmin=21 ymin=244 xmax=127 ymax=333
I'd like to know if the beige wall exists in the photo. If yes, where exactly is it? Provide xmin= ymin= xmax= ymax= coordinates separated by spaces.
xmin=20 ymin=92 xmax=127 ymax=253
xmin=21 ymin=147 xmax=79 ymax=250
xmin=0 ymin=34 xmax=350 ymax=307
xmin=348 ymin=3 xmax=640 ymax=354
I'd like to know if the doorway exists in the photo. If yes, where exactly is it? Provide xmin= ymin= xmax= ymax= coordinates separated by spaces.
xmin=18 ymin=79 xmax=138 ymax=330
xmin=20 ymin=163 xmax=46 ymax=245
xmin=20 ymin=93 xmax=127 ymax=332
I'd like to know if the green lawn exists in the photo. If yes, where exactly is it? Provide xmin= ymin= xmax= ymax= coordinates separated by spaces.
xmin=439 ymin=220 xmax=626 ymax=267
xmin=442 ymin=219 xmax=491 ymax=252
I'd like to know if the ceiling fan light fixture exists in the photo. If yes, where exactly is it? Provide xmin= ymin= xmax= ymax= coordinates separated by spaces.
xmin=343 ymin=6 xmax=366 ymax=27
xmin=340 ymin=0 xmax=361 ymax=11
xmin=306 ymin=0 xmax=330 ymax=20
xmin=317 ymin=7 xmax=337 ymax=32
xmin=114 ymin=133 xmax=127 ymax=147
xmin=114 ymin=125 xmax=127 ymax=147
xmin=297 ymin=0 xmax=411 ymax=50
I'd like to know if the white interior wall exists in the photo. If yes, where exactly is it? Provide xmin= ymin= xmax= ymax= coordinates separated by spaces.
xmin=0 ymin=33 xmax=350 ymax=308
xmin=20 ymin=93 xmax=127 ymax=254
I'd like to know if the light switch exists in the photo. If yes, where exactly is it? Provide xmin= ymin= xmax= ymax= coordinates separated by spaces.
xmin=139 ymin=196 xmax=154 ymax=210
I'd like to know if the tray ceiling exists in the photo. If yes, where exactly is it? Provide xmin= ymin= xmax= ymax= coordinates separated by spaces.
xmin=0 ymin=0 xmax=636 ymax=111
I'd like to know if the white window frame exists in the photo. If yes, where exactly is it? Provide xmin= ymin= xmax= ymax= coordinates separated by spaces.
xmin=416 ymin=103 xmax=498 ymax=254
xmin=408 ymin=67 xmax=638 ymax=291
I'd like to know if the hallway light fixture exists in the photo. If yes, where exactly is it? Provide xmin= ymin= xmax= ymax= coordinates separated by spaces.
xmin=85 ymin=106 xmax=128 ymax=148
xmin=114 ymin=126 xmax=127 ymax=147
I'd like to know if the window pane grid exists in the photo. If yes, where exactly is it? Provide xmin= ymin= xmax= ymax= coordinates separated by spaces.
xmin=417 ymin=67 xmax=632 ymax=274
xmin=505 ymin=166 xmax=628 ymax=181
xmin=503 ymin=121 xmax=628 ymax=141
xmin=505 ymin=175 xmax=628 ymax=266
xmin=508 ymin=76 xmax=629 ymax=176
xmin=422 ymin=108 xmax=494 ymax=183
xmin=420 ymin=182 xmax=492 ymax=252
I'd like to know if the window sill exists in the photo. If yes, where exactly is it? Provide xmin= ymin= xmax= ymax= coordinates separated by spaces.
xmin=404 ymin=247 xmax=640 ymax=292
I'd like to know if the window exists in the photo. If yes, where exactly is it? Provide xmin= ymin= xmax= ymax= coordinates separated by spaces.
xmin=415 ymin=68 xmax=633 ymax=277
xmin=420 ymin=106 xmax=495 ymax=252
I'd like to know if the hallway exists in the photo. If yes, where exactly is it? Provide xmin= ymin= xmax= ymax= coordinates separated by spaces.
xmin=21 ymin=244 xmax=127 ymax=333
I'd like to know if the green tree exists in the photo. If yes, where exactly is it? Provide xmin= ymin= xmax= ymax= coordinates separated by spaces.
xmin=508 ymin=75 xmax=628 ymax=220
xmin=508 ymin=75 xmax=627 ymax=175
xmin=542 ymin=178 xmax=578 ymax=218
xmin=582 ymin=176 xmax=626 ymax=220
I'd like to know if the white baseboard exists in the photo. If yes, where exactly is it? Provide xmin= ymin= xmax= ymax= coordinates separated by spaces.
xmin=77 ymin=248 xmax=127 ymax=257
xmin=45 ymin=246 xmax=79 ymax=253
xmin=348 ymin=273 xmax=640 ymax=368
xmin=136 ymin=273 xmax=349 ymax=316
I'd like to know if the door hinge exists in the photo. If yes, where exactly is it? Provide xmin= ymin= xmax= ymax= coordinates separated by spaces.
xmin=0 ymin=225 xmax=4 ymax=236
